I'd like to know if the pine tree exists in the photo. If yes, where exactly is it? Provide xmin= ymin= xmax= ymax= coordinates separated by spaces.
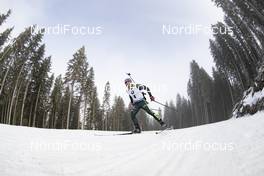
xmin=32 ymin=57 xmax=52 ymax=127
xmin=0 ymin=10 xmax=12 ymax=60
xmin=90 ymin=87 xmax=101 ymax=130
xmin=64 ymin=46 xmax=88 ymax=129
xmin=101 ymin=81 xmax=111 ymax=130
xmin=83 ymin=67 xmax=99 ymax=130
xmin=109 ymin=96 xmax=126 ymax=131
xmin=187 ymin=61 xmax=215 ymax=125
xmin=49 ymin=75 xmax=63 ymax=128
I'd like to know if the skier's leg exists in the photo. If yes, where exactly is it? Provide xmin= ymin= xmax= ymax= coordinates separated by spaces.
xmin=142 ymin=104 xmax=167 ymax=127
xmin=141 ymin=102 xmax=162 ymax=122
xmin=131 ymin=104 xmax=141 ymax=130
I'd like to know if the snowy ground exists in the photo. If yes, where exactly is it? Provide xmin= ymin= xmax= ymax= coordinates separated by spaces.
xmin=1 ymin=112 xmax=264 ymax=176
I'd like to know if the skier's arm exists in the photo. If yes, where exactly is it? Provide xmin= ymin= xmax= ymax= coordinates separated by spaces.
xmin=136 ymin=84 xmax=153 ymax=97
xmin=129 ymin=95 xmax=134 ymax=104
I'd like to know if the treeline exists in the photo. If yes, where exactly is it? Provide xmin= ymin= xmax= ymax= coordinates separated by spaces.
xmin=163 ymin=60 xmax=233 ymax=128
xmin=164 ymin=0 xmax=264 ymax=128
xmin=0 ymin=10 xmax=162 ymax=131
xmin=2 ymin=0 xmax=263 ymax=131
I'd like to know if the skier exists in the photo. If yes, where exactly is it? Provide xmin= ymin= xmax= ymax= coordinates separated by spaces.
xmin=124 ymin=78 xmax=167 ymax=133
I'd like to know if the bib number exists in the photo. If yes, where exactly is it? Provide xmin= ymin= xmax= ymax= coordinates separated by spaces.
xmin=131 ymin=90 xmax=137 ymax=99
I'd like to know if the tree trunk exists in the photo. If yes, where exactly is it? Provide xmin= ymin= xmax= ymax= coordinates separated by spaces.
xmin=12 ymin=80 xmax=23 ymax=125
xmin=77 ymin=94 xmax=82 ymax=129
xmin=0 ymin=64 xmax=11 ymax=97
xmin=53 ymin=96 xmax=62 ymax=128
xmin=6 ymin=97 xmax=11 ymax=124
xmin=4 ymin=100 xmax=9 ymax=123
xmin=223 ymin=71 xmax=235 ymax=105
xmin=20 ymin=78 xmax=31 ymax=126
xmin=92 ymin=93 xmax=96 ymax=130
xmin=33 ymin=85 xmax=41 ymax=127
xmin=82 ymin=97 xmax=87 ymax=129
xmin=0 ymin=103 xmax=5 ymax=123
xmin=42 ymin=111 xmax=47 ymax=128
xmin=7 ymin=63 xmax=24 ymax=124
xmin=28 ymin=94 xmax=33 ymax=127
xmin=51 ymin=109 xmax=54 ymax=129
xmin=66 ymin=84 xmax=74 ymax=129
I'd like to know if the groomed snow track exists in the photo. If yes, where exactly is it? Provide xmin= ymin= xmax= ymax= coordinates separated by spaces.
xmin=1 ymin=112 xmax=264 ymax=176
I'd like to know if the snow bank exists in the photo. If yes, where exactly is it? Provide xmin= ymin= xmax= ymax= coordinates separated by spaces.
xmin=233 ymin=63 xmax=264 ymax=118
xmin=243 ymin=87 xmax=264 ymax=106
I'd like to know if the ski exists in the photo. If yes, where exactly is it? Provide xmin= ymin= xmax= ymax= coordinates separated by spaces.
xmin=94 ymin=132 xmax=134 ymax=136
xmin=155 ymin=126 xmax=173 ymax=134
xmin=94 ymin=127 xmax=173 ymax=136
xmin=115 ymin=132 xmax=133 ymax=135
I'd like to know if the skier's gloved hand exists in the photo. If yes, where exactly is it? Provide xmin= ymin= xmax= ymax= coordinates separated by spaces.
xmin=129 ymin=103 xmax=135 ymax=110
xmin=150 ymin=96 xmax=155 ymax=101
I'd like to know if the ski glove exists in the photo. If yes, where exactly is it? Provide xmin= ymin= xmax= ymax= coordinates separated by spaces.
xmin=150 ymin=96 xmax=155 ymax=101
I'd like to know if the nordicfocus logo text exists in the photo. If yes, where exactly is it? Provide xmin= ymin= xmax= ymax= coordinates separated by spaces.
xmin=31 ymin=24 xmax=103 ymax=36
xmin=162 ymin=24 xmax=233 ymax=36
xmin=162 ymin=140 xmax=234 ymax=152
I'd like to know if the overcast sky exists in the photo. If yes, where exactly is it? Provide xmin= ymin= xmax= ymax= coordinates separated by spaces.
xmin=0 ymin=0 xmax=224 ymax=107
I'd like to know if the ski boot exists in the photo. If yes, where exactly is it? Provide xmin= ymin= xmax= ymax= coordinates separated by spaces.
xmin=160 ymin=121 xmax=167 ymax=128
xmin=132 ymin=128 xmax=141 ymax=134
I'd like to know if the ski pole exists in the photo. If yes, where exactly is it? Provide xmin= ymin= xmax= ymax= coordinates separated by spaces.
xmin=126 ymin=73 xmax=136 ymax=83
xmin=154 ymin=100 xmax=177 ymax=111
xmin=150 ymin=108 xmax=161 ymax=111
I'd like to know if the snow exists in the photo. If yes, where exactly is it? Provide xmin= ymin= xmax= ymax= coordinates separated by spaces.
xmin=1 ymin=112 xmax=264 ymax=176
xmin=243 ymin=87 xmax=264 ymax=106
